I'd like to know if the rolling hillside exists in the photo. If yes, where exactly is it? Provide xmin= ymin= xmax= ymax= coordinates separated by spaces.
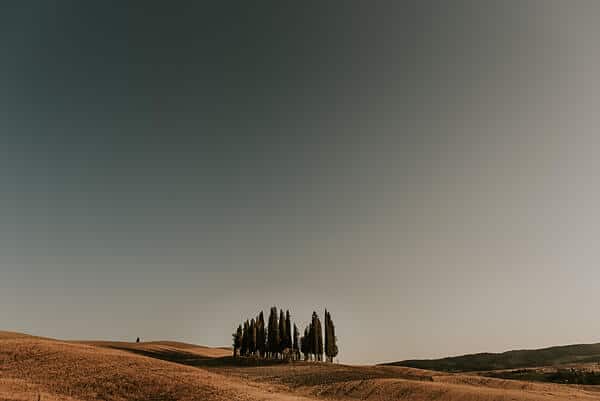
xmin=2 ymin=331 xmax=600 ymax=401
xmin=385 ymin=342 xmax=600 ymax=372
xmin=0 ymin=332 xmax=307 ymax=401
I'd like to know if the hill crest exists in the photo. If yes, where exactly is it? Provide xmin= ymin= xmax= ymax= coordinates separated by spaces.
xmin=384 ymin=342 xmax=600 ymax=372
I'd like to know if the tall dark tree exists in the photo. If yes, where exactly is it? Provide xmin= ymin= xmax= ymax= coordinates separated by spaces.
xmin=278 ymin=309 xmax=286 ymax=353
xmin=324 ymin=310 xmax=339 ymax=362
xmin=311 ymin=311 xmax=323 ymax=361
xmin=301 ymin=327 xmax=309 ymax=361
xmin=329 ymin=311 xmax=338 ymax=362
xmin=267 ymin=306 xmax=280 ymax=358
xmin=250 ymin=318 xmax=257 ymax=356
xmin=241 ymin=320 xmax=249 ymax=356
xmin=257 ymin=311 xmax=266 ymax=357
xmin=324 ymin=310 xmax=331 ymax=362
xmin=232 ymin=324 xmax=242 ymax=357
xmin=293 ymin=323 xmax=299 ymax=360
xmin=316 ymin=317 xmax=323 ymax=361
xmin=285 ymin=310 xmax=292 ymax=349
xmin=307 ymin=319 xmax=315 ymax=360
xmin=310 ymin=312 xmax=317 ymax=360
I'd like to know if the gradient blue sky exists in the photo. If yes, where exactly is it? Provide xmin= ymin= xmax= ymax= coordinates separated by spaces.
xmin=2 ymin=1 xmax=600 ymax=364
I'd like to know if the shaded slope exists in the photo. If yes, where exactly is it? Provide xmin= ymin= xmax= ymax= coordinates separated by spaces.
xmin=75 ymin=340 xmax=282 ymax=368
xmin=209 ymin=363 xmax=437 ymax=387
xmin=385 ymin=343 xmax=600 ymax=372
xmin=77 ymin=340 xmax=231 ymax=360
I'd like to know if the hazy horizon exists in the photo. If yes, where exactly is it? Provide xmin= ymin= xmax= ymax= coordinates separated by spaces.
xmin=3 ymin=1 xmax=600 ymax=365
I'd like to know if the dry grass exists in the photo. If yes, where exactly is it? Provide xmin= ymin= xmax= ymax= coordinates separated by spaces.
xmin=303 ymin=377 xmax=600 ymax=401
xmin=210 ymin=363 xmax=438 ymax=388
xmin=209 ymin=362 xmax=600 ymax=401
xmin=0 ymin=332 xmax=308 ymax=401
xmin=76 ymin=340 xmax=231 ymax=359
xmin=2 ymin=331 xmax=600 ymax=401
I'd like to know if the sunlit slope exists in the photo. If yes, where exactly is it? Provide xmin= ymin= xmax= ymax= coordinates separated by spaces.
xmin=0 ymin=332 xmax=308 ymax=401
xmin=302 ymin=375 xmax=600 ymax=401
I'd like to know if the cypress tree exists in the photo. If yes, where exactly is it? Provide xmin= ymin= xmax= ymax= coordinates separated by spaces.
xmin=232 ymin=324 xmax=242 ymax=357
xmin=257 ymin=311 xmax=266 ymax=358
xmin=308 ymin=325 xmax=312 ymax=361
xmin=285 ymin=310 xmax=292 ymax=349
xmin=250 ymin=318 xmax=257 ymax=356
xmin=329 ymin=310 xmax=337 ymax=362
xmin=267 ymin=306 xmax=280 ymax=359
xmin=293 ymin=323 xmax=299 ymax=360
xmin=310 ymin=311 xmax=323 ymax=361
xmin=316 ymin=315 xmax=323 ymax=361
xmin=326 ymin=310 xmax=339 ymax=362
xmin=324 ymin=310 xmax=330 ymax=362
xmin=267 ymin=308 xmax=274 ymax=357
xmin=311 ymin=312 xmax=318 ymax=361
xmin=279 ymin=309 xmax=286 ymax=353
xmin=301 ymin=327 xmax=309 ymax=361
xmin=241 ymin=320 xmax=249 ymax=356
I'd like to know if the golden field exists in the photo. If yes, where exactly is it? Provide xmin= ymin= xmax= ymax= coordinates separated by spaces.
xmin=1 ymin=332 xmax=600 ymax=401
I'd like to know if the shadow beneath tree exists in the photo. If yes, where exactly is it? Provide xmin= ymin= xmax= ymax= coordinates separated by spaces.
xmin=107 ymin=346 xmax=288 ymax=368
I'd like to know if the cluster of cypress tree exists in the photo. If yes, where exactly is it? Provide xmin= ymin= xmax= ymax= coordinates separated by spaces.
xmin=300 ymin=311 xmax=323 ymax=361
xmin=232 ymin=307 xmax=338 ymax=362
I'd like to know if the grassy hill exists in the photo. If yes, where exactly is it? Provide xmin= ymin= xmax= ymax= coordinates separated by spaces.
xmin=2 ymin=331 xmax=600 ymax=401
xmin=384 ymin=343 xmax=600 ymax=372
xmin=0 ymin=331 xmax=320 ymax=401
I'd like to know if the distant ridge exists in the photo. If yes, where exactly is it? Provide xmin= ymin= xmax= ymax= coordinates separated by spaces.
xmin=383 ymin=342 xmax=600 ymax=372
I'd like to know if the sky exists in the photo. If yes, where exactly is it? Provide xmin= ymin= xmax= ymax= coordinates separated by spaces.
xmin=2 ymin=1 xmax=600 ymax=364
